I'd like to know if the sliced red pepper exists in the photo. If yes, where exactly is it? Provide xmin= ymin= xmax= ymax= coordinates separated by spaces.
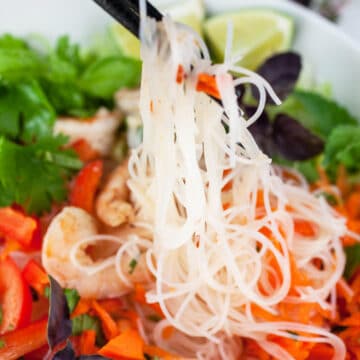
xmin=23 ymin=344 xmax=49 ymax=360
xmin=0 ymin=207 xmax=37 ymax=247
xmin=69 ymin=160 xmax=103 ymax=213
xmin=0 ymin=258 xmax=32 ymax=334
xmin=0 ymin=318 xmax=48 ymax=359
xmin=22 ymin=259 xmax=49 ymax=296
xmin=71 ymin=138 xmax=100 ymax=163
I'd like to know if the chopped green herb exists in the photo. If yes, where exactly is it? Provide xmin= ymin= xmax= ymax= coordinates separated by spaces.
xmin=147 ymin=314 xmax=162 ymax=323
xmin=287 ymin=331 xmax=298 ymax=340
xmin=273 ymin=90 xmax=358 ymax=140
xmin=129 ymin=258 xmax=138 ymax=274
xmin=72 ymin=314 xmax=105 ymax=346
xmin=64 ymin=288 xmax=80 ymax=313
xmin=44 ymin=285 xmax=51 ymax=299
xmin=316 ymin=192 xmax=338 ymax=206
xmin=323 ymin=125 xmax=360 ymax=179
xmin=0 ymin=135 xmax=81 ymax=214
xmin=344 ymin=244 xmax=360 ymax=280
xmin=0 ymin=339 xmax=5 ymax=349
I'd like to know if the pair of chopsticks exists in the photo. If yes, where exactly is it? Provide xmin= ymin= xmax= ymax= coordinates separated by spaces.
xmin=92 ymin=0 xmax=163 ymax=37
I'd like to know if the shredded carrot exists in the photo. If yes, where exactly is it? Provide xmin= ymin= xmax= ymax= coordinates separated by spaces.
xmin=340 ymin=312 xmax=360 ymax=327
xmin=92 ymin=300 xmax=119 ymax=340
xmin=176 ymin=65 xmax=185 ymax=84
xmin=98 ymin=328 xmax=145 ymax=360
xmin=162 ymin=325 xmax=174 ymax=340
xmin=267 ymin=334 xmax=313 ymax=360
xmin=72 ymin=298 xmax=92 ymax=318
xmin=98 ymin=298 xmax=124 ymax=317
xmin=79 ymin=330 xmax=97 ymax=354
xmin=143 ymin=344 xmax=178 ymax=359
xmin=117 ymin=319 xmax=133 ymax=333
xmin=336 ymin=165 xmax=350 ymax=197
xmin=133 ymin=283 xmax=163 ymax=316
xmin=294 ymin=219 xmax=316 ymax=237
xmin=337 ymin=278 xmax=354 ymax=303
xmin=196 ymin=73 xmax=221 ymax=99
xmin=307 ymin=343 xmax=335 ymax=360
xmin=345 ymin=191 xmax=360 ymax=220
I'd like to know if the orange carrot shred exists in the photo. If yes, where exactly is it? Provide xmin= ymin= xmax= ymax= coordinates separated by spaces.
xmin=196 ymin=73 xmax=221 ymax=99
xmin=72 ymin=299 xmax=92 ymax=318
xmin=98 ymin=328 xmax=144 ymax=360
xmin=92 ymin=300 xmax=119 ymax=340
xmin=79 ymin=330 xmax=97 ymax=354
xmin=176 ymin=65 xmax=185 ymax=84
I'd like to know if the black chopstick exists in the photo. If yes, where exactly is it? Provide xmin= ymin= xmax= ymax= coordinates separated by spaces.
xmin=92 ymin=0 xmax=163 ymax=38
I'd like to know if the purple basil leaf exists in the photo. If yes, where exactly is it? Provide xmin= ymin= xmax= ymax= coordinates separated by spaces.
xmin=48 ymin=276 xmax=72 ymax=350
xmin=252 ymin=52 xmax=302 ymax=104
xmin=246 ymin=106 xmax=276 ymax=156
xmin=273 ymin=114 xmax=324 ymax=161
xmin=53 ymin=341 xmax=76 ymax=360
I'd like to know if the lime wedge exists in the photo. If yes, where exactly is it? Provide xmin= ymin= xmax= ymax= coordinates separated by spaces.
xmin=111 ymin=0 xmax=205 ymax=59
xmin=204 ymin=10 xmax=294 ymax=70
xmin=163 ymin=0 xmax=205 ymax=35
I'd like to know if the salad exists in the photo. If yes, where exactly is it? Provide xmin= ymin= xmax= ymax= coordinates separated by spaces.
xmin=0 ymin=1 xmax=360 ymax=360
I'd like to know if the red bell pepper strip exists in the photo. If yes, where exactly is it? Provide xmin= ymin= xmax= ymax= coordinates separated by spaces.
xmin=22 ymin=259 xmax=49 ymax=296
xmin=0 ymin=258 xmax=32 ymax=334
xmin=0 ymin=318 xmax=48 ymax=359
xmin=0 ymin=207 xmax=37 ymax=247
xmin=69 ymin=160 xmax=103 ymax=213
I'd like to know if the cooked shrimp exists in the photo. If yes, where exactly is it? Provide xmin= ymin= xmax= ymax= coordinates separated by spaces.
xmin=115 ymin=88 xmax=140 ymax=115
xmin=54 ymin=108 xmax=122 ymax=156
xmin=96 ymin=160 xmax=135 ymax=227
xmin=42 ymin=206 xmax=149 ymax=299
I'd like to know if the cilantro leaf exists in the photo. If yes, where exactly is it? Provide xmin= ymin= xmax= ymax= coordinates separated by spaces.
xmin=79 ymin=56 xmax=142 ymax=99
xmin=72 ymin=314 xmax=105 ymax=346
xmin=273 ymin=90 xmax=358 ymax=139
xmin=344 ymin=244 xmax=360 ymax=280
xmin=0 ymin=35 xmax=41 ymax=81
xmin=323 ymin=125 xmax=360 ymax=178
xmin=64 ymin=288 xmax=80 ymax=313
xmin=0 ymin=135 xmax=82 ymax=214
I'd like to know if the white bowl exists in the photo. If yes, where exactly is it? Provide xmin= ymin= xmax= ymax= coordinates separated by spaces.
xmin=0 ymin=0 xmax=359 ymax=116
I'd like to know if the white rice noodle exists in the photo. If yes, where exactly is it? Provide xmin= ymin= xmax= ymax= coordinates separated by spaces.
xmin=85 ymin=10 xmax=348 ymax=360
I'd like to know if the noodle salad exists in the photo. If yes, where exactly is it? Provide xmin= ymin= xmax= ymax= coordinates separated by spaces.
xmin=0 ymin=3 xmax=360 ymax=360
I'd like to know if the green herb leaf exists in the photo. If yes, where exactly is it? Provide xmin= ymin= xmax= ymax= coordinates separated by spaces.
xmin=0 ymin=135 xmax=82 ymax=214
xmin=0 ymin=81 xmax=55 ymax=142
xmin=129 ymin=258 xmax=138 ymax=274
xmin=44 ymin=286 xmax=51 ymax=299
xmin=344 ymin=244 xmax=360 ymax=280
xmin=273 ymin=90 xmax=358 ymax=139
xmin=0 ymin=339 xmax=5 ymax=349
xmin=323 ymin=125 xmax=360 ymax=178
xmin=80 ymin=56 xmax=141 ymax=99
xmin=72 ymin=314 xmax=105 ymax=346
xmin=64 ymin=288 xmax=80 ymax=314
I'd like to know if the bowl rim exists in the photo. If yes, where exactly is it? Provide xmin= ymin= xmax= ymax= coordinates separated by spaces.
xmin=204 ymin=0 xmax=360 ymax=56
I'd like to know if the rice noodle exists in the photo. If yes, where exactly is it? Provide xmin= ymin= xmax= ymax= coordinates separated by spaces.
xmin=85 ymin=9 xmax=348 ymax=360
